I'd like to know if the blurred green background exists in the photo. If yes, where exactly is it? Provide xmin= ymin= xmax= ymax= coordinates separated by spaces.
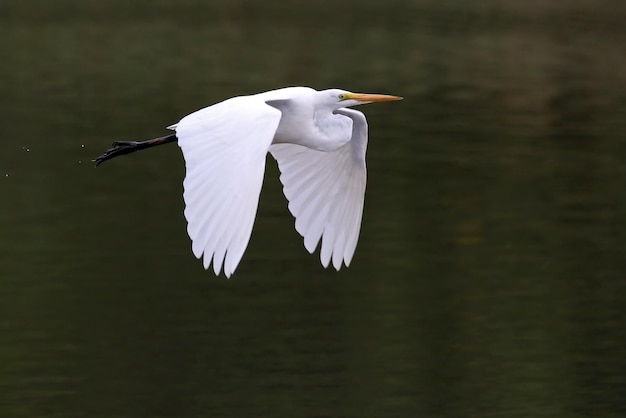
xmin=1 ymin=1 xmax=626 ymax=417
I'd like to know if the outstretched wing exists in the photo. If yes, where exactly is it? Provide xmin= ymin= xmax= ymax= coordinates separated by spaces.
xmin=173 ymin=97 xmax=283 ymax=277
xmin=269 ymin=108 xmax=368 ymax=270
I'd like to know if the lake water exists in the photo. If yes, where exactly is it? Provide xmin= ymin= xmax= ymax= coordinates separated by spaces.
xmin=1 ymin=1 xmax=626 ymax=417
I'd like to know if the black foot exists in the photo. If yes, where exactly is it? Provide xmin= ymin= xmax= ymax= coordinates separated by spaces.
xmin=93 ymin=141 xmax=141 ymax=166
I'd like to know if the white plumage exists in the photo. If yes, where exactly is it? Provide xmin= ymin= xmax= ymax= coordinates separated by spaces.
xmin=96 ymin=87 xmax=402 ymax=277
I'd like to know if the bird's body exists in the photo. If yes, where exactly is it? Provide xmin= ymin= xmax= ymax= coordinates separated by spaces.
xmin=95 ymin=87 xmax=401 ymax=277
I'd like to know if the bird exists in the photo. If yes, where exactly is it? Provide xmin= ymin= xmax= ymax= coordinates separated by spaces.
xmin=94 ymin=87 xmax=402 ymax=277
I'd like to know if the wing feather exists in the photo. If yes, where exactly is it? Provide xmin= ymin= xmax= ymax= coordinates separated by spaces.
xmin=270 ymin=108 xmax=368 ymax=270
xmin=174 ymin=97 xmax=283 ymax=277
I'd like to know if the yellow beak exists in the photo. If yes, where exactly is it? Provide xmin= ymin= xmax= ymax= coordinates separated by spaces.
xmin=345 ymin=93 xmax=403 ymax=102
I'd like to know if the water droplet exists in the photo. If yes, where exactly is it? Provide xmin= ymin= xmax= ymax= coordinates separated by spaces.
xmin=81 ymin=144 xmax=85 ymax=148
xmin=5 ymin=174 xmax=8 ymax=177
xmin=26 ymin=148 xmax=30 ymax=152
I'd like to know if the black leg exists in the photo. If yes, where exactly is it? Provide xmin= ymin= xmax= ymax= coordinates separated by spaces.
xmin=93 ymin=134 xmax=177 ymax=166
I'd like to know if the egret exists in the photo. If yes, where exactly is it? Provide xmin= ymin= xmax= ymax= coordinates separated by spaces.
xmin=95 ymin=87 xmax=402 ymax=277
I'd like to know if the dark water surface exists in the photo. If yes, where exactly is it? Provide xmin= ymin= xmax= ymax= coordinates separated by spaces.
xmin=1 ymin=1 xmax=626 ymax=417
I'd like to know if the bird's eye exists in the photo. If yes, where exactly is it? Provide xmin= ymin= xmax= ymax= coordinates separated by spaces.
xmin=338 ymin=94 xmax=347 ymax=101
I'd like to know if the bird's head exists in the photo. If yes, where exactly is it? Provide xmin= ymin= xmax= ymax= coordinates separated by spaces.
xmin=321 ymin=89 xmax=403 ymax=109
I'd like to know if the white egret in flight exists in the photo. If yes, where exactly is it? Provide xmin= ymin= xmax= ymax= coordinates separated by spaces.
xmin=95 ymin=87 xmax=402 ymax=277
